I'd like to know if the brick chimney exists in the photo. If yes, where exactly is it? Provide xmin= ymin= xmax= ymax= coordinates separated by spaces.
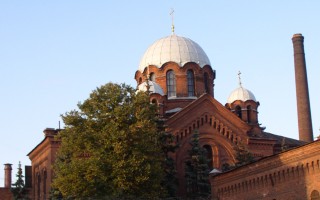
xmin=4 ymin=163 xmax=12 ymax=188
xmin=292 ymin=33 xmax=313 ymax=142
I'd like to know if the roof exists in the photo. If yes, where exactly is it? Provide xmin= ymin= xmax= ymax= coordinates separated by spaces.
xmin=137 ymin=81 xmax=164 ymax=95
xmin=261 ymin=131 xmax=306 ymax=146
xmin=227 ymin=86 xmax=256 ymax=104
xmin=138 ymin=34 xmax=211 ymax=72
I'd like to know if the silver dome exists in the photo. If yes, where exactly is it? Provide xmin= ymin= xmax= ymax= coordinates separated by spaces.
xmin=138 ymin=34 xmax=211 ymax=72
xmin=137 ymin=81 xmax=164 ymax=96
xmin=227 ymin=86 xmax=256 ymax=104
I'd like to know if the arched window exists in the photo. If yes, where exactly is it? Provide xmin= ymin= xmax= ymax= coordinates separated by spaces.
xmin=37 ymin=173 xmax=41 ymax=200
xmin=166 ymin=70 xmax=176 ymax=98
xmin=247 ymin=105 xmax=251 ymax=123
xmin=43 ymin=170 xmax=47 ymax=199
xmin=235 ymin=106 xmax=242 ymax=119
xmin=138 ymin=77 xmax=142 ymax=85
xmin=187 ymin=70 xmax=195 ymax=96
xmin=203 ymin=145 xmax=213 ymax=169
xmin=204 ymin=72 xmax=209 ymax=93
xmin=151 ymin=99 xmax=157 ymax=105
xmin=150 ymin=72 xmax=155 ymax=81
xmin=311 ymin=190 xmax=320 ymax=200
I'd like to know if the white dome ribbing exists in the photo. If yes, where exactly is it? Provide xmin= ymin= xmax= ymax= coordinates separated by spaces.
xmin=227 ymin=86 xmax=256 ymax=104
xmin=137 ymin=81 xmax=164 ymax=96
xmin=138 ymin=34 xmax=211 ymax=72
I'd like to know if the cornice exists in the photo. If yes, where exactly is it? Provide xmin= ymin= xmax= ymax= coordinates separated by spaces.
xmin=166 ymin=94 xmax=251 ymax=133
xmin=212 ymin=140 xmax=320 ymax=184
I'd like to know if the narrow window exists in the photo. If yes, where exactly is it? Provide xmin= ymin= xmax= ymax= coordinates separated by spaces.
xmin=138 ymin=77 xmax=142 ymax=85
xmin=150 ymin=72 xmax=155 ymax=81
xmin=167 ymin=70 xmax=176 ymax=98
xmin=187 ymin=70 xmax=195 ymax=96
xmin=235 ymin=106 xmax=242 ymax=119
xmin=37 ymin=174 xmax=41 ymax=199
xmin=204 ymin=72 xmax=209 ymax=93
xmin=43 ymin=171 xmax=47 ymax=199
xmin=247 ymin=105 xmax=251 ymax=123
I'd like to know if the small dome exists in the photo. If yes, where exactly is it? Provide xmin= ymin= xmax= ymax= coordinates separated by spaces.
xmin=227 ymin=86 xmax=256 ymax=104
xmin=137 ymin=81 xmax=164 ymax=96
xmin=138 ymin=34 xmax=211 ymax=72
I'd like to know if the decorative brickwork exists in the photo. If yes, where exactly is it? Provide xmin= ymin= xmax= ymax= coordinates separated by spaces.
xmin=27 ymin=128 xmax=61 ymax=200
xmin=210 ymin=140 xmax=320 ymax=200
xmin=0 ymin=33 xmax=311 ymax=199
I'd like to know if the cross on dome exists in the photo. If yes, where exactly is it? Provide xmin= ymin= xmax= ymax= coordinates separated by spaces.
xmin=170 ymin=8 xmax=175 ymax=34
xmin=238 ymin=71 xmax=242 ymax=87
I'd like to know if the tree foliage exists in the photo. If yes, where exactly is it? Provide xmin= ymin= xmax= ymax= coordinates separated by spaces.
xmin=185 ymin=130 xmax=211 ymax=199
xmin=157 ymin=119 xmax=179 ymax=198
xmin=234 ymin=142 xmax=254 ymax=167
xmin=222 ymin=142 xmax=255 ymax=172
xmin=52 ymin=83 xmax=165 ymax=199
xmin=11 ymin=162 xmax=28 ymax=200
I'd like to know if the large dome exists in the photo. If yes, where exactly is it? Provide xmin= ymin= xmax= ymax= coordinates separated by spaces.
xmin=227 ymin=86 xmax=256 ymax=104
xmin=138 ymin=34 xmax=211 ymax=72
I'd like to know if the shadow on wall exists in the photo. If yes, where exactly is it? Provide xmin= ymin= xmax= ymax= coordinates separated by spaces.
xmin=210 ymin=141 xmax=320 ymax=200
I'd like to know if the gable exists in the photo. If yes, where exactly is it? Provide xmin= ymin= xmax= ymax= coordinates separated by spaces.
xmin=165 ymin=94 xmax=251 ymax=140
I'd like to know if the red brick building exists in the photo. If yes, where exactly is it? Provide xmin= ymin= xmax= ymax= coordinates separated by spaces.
xmin=134 ymin=32 xmax=308 ymax=196
xmin=210 ymin=140 xmax=320 ymax=200
xmin=26 ymin=128 xmax=61 ymax=200
xmin=0 ymin=32 xmax=314 ymax=199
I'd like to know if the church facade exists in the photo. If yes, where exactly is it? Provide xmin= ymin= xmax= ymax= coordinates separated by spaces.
xmin=134 ymin=31 xmax=309 ymax=196
xmin=0 ymin=32 xmax=316 ymax=199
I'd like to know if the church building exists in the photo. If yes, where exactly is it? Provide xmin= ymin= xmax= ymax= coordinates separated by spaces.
xmin=0 ymin=28 xmax=316 ymax=199
xmin=134 ymin=30 xmax=308 ymax=196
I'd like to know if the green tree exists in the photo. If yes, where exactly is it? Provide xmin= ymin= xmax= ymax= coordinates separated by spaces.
xmin=157 ymin=119 xmax=179 ymax=198
xmin=11 ymin=162 xmax=28 ymax=200
xmin=234 ymin=142 xmax=254 ymax=167
xmin=52 ymin=83 xmax=164 ymax=199
xmin=222 ymin=142 xmax=255 ymax=172
xmin=185 ymin=130 xmax=211 ymax=199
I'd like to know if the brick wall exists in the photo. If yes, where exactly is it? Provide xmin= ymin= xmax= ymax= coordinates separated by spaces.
xmin=0 ymin=188 xmax=13 ymax=200
xmin=210 ymin=140 xmax=320 ymax=200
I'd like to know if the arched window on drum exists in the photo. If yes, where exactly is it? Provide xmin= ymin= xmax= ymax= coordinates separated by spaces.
xmin=166 ymin=70 xmax=176 ymax=98
xmin=235 ymin=106 xmax=242 ymax=119
xmin=187 ymin=70 xmax=195 ymax=96
xmin=204 ymin=72 xmax=209 ymax=93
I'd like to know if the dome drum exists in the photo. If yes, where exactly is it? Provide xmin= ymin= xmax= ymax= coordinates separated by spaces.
xmin=226 ymin=100 xmax=259 ymax=125
xmin=226 ymin=86 xmax=259 ymax=125
xmin=135 ymin=62 xmax=215 ymax=99
xmin=135 ymin=34 xmax=215 ymax=115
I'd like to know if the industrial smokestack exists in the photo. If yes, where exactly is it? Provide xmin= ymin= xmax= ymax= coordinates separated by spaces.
xmin=4 ymin=163 xmax=12 ymax=188
xmin=292 ymin=33 xmax=313 ymax=142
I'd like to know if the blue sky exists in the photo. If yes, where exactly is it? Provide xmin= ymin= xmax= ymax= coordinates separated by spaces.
xmin=1 ymin=1 xmax=319 ymax=185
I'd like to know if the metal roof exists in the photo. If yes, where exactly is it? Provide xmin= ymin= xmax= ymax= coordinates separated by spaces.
xmin=137 ymin=81 xmax=164 ymax=95
xmin=227 ymin=86 xmax=256 ymax=104
xmin=138 ymin=34 xmax=211 ymax=72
